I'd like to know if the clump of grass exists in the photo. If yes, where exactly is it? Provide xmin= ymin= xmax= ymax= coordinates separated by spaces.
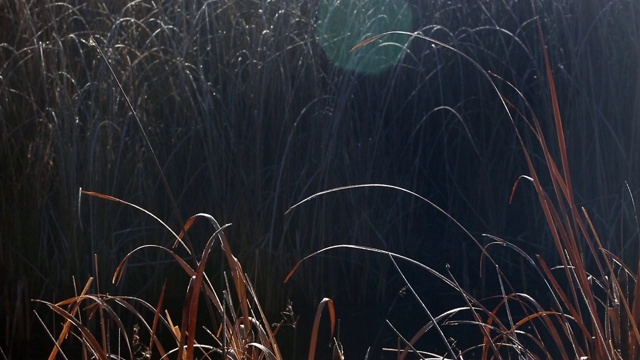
xmin=283 ymin=6 xmax=640 ymax=359
xmin=2 ymin=0 xmax=639 ymax=356
xmin=35 ymin=190 xmax=343 ymax=360
xmin=29 ymin=22 xmax=341 ymax=355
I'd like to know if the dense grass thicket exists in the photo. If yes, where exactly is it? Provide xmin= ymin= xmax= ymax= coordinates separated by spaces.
xmin=1 ymin=0 xmax=639 ymax=357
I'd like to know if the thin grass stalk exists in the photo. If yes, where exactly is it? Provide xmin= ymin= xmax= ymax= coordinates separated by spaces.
xmin=106 ymin=297 xmax=169 ymax=357
xmin=389 ymin=255 xmax=456 ymax=360
xmin=500 ymin=90 xmax=586 ymax=326
xmin=243 ymin=272 xmax=284 ymax=359
xmin=389 ymin=256 xmax=456 ymax=360
xmin=499 ymin=83 xmax=619 ymax=353
xmin=88 ymin=34 xmax=193 ymax=256
xmin=481 ymin=237 xmax=574 ymax=358
xmin=399 ymin=307 xmax=478 ymax=360
xmin=497 ymin=41 xmax=614 ymax=356
xmin=386 ymin=320 xmax=428 ymax=360
xmin=179 ymin=224 xmax=230 ymax=360
xmin=583 ymin=208 xmax=640 ymax=348
xmin=44 ymin=302 xmax=106 ymax=360
xmin=47 ymin=277 xmax=93 ymax=360
xmin=535 ymin=13 xmax=618 ymax=355
xmin=443 ymin=268 xmax=504 ymax=360
xmin=148 ymin=281 xmax=167 ymax=358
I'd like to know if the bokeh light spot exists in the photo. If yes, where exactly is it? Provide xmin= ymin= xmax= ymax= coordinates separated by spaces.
xmin=316 ymin=0 xmax=414 ymax=75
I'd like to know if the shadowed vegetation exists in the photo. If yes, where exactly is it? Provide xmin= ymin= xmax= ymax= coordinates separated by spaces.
xmin=1 ymin=0 xmax=639 ymax=357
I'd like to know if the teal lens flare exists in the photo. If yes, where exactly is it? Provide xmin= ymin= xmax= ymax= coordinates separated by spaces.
xmin=316 ymin=0 xmax=414 ymax=75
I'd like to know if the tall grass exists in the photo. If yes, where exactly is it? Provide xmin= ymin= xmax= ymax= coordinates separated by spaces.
xmin=284 ymin=5 xmax=640 ymax=357
xmin=1 ymin=0 xmax=638 ymax=356
xmin=34 ymin=190 xmax=341 ymax=360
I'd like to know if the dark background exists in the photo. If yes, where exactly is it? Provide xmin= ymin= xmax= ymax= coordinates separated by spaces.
xmin=1 ymin=0 xmax=639 ymax=358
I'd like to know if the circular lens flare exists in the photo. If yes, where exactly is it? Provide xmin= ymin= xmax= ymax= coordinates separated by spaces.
xmin=316 ymin=0 xmax=414 ymax=75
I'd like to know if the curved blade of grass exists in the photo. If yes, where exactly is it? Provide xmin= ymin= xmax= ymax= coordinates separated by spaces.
xmin=102 ymin=213 xmax=246 ymax=356
xmin=481 ymin=237 xmax=576 ymax=358
xmin=178 ymin=223 xmax=230 ymax=360
xmin=247 ymin=342 xmax=276 ymax=360
xmin=286 ymin=183 xmax=498 ymax=277
xmin=104 ymin=211 xmax=265 ymax=359
xmin=112 ymin=244 xmax=229 ymax=330
xmin=308 ymin=297 xmax=336 ymax=360
xmin=400 ymin=306 xmax=481 ymax=360
xmin=486 ymin=292 xmax=573 ymax=359
xmin=81 ymin=190 xmax=190 ymax=253
xmin=285 ymin=244 xmax=455 ymax=288
xmin=111 ymin=244 xmax=195 ymax=285
xmin=35 ymin=298 xmax=106 ymax=360
xmin=105 ymin=295 xmax=169 ymax=357
xmin=285 ymin=243 xmax=512 ymax=358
